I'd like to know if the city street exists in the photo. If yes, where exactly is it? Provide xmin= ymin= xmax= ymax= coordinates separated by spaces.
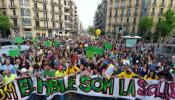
xmin=1 ymin=0 xmax=175 ymax=100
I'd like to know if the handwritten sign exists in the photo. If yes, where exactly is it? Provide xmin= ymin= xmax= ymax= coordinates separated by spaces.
xmin=126 ymin=39 xmax=137 ymax=47
xmin=0 ymin=75 xmax=175 ymax=100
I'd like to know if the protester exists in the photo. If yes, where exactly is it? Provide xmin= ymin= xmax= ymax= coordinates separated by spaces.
xmin=2 ymin=59 xmax=17 ymax=75
xmin=55 ymin=65 xmax=65 ymax=77
xmin=42 ymin=65 xmax=55 ymax=78
xmin=144 ymin=70 xmax=159 ymax=80
xmin=20 ymin=68 xmax=30 ymax=77
xmin=3 ymin=70 xmax=17 ymax=84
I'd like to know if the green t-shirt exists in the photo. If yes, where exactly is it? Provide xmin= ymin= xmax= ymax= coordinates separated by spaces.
xmin=42 ymin=69 xmax=55 ymax=77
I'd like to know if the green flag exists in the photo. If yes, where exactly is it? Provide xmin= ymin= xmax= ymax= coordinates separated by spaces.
xmin=94 ymin=47 xmax=104 ymax=55
xmin=9 ymin=49 xmax=20 ymax=57
xmin=15 ymin=37 xmax=24 ymax=44
xmin=104 ymin=42 xmax=112 ymax=50
xmin=86 ymin=50 xmax=94 ymax=58
xmin=44 ymin=41 xmax=51 ymax=47
xmin=32 ymin=37 xmax=39 ymax=43
xmin=53 ymin=41 xmax=59 ymax=47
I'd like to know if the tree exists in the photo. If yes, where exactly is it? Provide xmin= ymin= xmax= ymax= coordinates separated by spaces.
xmin=87 ymin=26 xmax=93 ymax=34
xmin=0 ymin=11 xmax=11 ymax=38
xmin=156 ymin=9 xmax=175 ymax=43
xmin=138 ymin=16 xmax=154 ymax=40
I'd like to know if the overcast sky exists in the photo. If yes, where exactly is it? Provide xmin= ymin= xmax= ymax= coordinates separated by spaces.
xmin=75 ymin=0 xmax=102 ymax=29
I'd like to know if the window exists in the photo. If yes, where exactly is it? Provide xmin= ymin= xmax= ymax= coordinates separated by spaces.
xmin=160 ymin=8 xmax=163 ymax=15
xmin=42 ymin=33 xmax=45 ymax=37
xmin=20 ymin=0 xmax=29 ymax=6
xmin=21 ymin=8 xmax=30 ymax=16
xmin=133 ymin=17 xmax=136 ymax=22
xmin=13 ymin=20 xmax=18 ymax=26
xmin=35 ymin=12 xmax=39 ymax=18
xmin=34 ymin=3 xmax=38 ymax=9
xmin=53 ymin=23 xmax=55 ymax=28
xmin=44 ymin=22 xmax=48 ymax=28
xmin=35 ymin=21 xmax=39 ymax=27
xmin=22 ymin=18 xmax=31 ymax=26
xmin=13 ymin=10 xmax=16 ymax=15
xmin=43 ymin=4 xmax=47 ymax=10
xmin=10 ymin=0 xmax=14 ymax=5
xmin=43 ymin=13 xmax=47 ymax=19
xmin=127 ymin=18 xmax=129 ymax=22
xmin=122 ymin=10 xmax=124 ymax=16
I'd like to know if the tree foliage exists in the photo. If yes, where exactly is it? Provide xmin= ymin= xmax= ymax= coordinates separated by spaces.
xmin=156 ymin=9 xmax=175 ymax=43
xmin=0 ymin=11 xmax=11 ymax=31
xmin=139 ymin=16 xmax=154 ymax=33
xmin=87 ymin=26 xmax=94 ymax=34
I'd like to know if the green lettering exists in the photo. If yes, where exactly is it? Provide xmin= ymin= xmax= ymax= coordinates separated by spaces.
xmin=68 ymin=76 xmax=77 ymax=91
xmin=119 ymin=79 xmax=127 ymax=96
xmin=57 ymin=78 xmax=66 ymax=93
xmin=17 ymin=78 xmax=30 ymax=97
xmin=91 ymin=78 xmax=103 ymax=92
xmin=127 ymin=79 xmax=136 ymax=97
xmin=103 ymin=78 xmax=114 ymax=95
xmin=48 ymin=79 xmax=59 ymax=94
xmin=79 ymin=76 xmax=91 ymax=92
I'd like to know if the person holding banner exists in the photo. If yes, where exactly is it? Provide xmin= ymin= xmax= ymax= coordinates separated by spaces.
xmin=3 ymin=70 xmax=17 ymax=84
xmin=144 ymin=70 xmax=159 ymax=80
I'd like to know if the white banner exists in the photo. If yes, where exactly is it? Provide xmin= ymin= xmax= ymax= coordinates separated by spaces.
xmin=0 ymin=74 xmax=175 ymax=100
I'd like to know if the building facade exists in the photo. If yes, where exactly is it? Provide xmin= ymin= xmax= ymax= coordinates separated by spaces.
xmin=0 ymin=0 xmax=79 ymax=38
xmin=94 ymin=0 xmax=175 ymax=36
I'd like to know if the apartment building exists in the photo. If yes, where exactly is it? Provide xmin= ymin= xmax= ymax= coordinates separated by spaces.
xmin=0 ymin=0 xmax=79 ymax=38
xmin=94 ymin=0 xmax=175 ymax=36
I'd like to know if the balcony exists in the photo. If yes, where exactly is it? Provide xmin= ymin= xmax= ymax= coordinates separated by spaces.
xmin=51 ymin=18 xmax=59 ymax=22
xmin=33 ymin=0 xmax=48 ymax=3
xmin=121 ymin=5 xmax=126 ymax=9
xmin=159 ymin=3 xmax=165 ymax=7
xmin=10 ymin=15 xmax=18 ymax=19
xmin=158 ymin=13 xmax=163 ymax=16
xmin=12 ymin=25 xmax=20 ymax=29
xmin=135 ymin=3 xmax=139 ymax=7
xmin=126 ymin=13 xmax=131 ymax=17
xmin=127 ymin=4 xmax=132 ymax=8
xmin=51 ymin=10 xmax=59 ymax=14
xmin=9 ymin=4 xmax=16 ymax=9
xmin=40 ymin=17 xmax=49 ymax=21
xmin=152 ymin=2 xmax=157 ymax=7
xmin=151 ymin=12 xmax=155 ymax=16
xmin=33 ymin=16 xmax=39 ymax=20
xmin=0 ymin=5 xmax=6 ymax=9
xmin=133 ymin=21 xmax=137 ymax=25
xmin=134 ymin=12 xmax=138 ymax=16
xmin=169 ymin=3 xmax=173 ymax=7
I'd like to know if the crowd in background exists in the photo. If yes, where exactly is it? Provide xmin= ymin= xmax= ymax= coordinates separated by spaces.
xmin=0 ymin=35 xmax=174 ymax=86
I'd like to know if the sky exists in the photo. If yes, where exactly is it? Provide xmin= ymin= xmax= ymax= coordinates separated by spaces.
xmin=75 ymin=0 xmax=102 ymax=29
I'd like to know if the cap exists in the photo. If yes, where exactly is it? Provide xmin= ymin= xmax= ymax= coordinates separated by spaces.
xmin=21 ymin=68 xmax=28 ymax=73
xmin=58 ymin=65 xmax=63 ymax=70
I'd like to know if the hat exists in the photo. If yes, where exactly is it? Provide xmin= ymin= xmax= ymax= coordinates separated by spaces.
xmin=58 ymin=65 xmax=63 ymax=70
xmin=21 ymin=68 xmax=28 ymax=73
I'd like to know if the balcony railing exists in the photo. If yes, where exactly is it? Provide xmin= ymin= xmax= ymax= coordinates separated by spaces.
xmin=158 ymin=13 xmax=163 ymax=16
xmin=13 ymin=25 xmax=20 ymax=28
xmin=40 ymin=17 xmax=49 ymax=21
xmin=134 ymin=12 xmax=138 ymax=16
xmin=10 ymin=15 xmax=18 ymax=18
xmin=135 ymin=3 xmax=139 ymax=7
xmin=126 ymin=13 xmax=131 ymax=17
xmin=159 ymin=3 xmax=165 ymax=7
xmin=33 ymin=16 xmax=39 ymax=20
xmin=0 ymin=5 xmax=6 ymax=9
xmin=9 ymin=4 xmax=16 ymax=9
xmin=133 ymin=21 xmax=137 ymax=25
xmin=152 ymin=2 xmax=157 ymax=6
xmin=127 ymin=4 xmax=132 ymax=8
xmin=121 ymin=5 xmax=126 ymax=9
xmin=33 ymin=0 xmax=48 ymax=3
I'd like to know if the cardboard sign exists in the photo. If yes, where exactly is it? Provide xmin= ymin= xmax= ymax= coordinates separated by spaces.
xmin=126 ymin=39 xmax=137 ymax=47
xmin=9 ymin=49 xmax=20 ymax=57
xmin=15 ymin=37 xmax=24 ymax=44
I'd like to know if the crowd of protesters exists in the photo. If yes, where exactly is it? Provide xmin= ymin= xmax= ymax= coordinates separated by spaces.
xmin=0 ymin=35 xmax=174 ymax=86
